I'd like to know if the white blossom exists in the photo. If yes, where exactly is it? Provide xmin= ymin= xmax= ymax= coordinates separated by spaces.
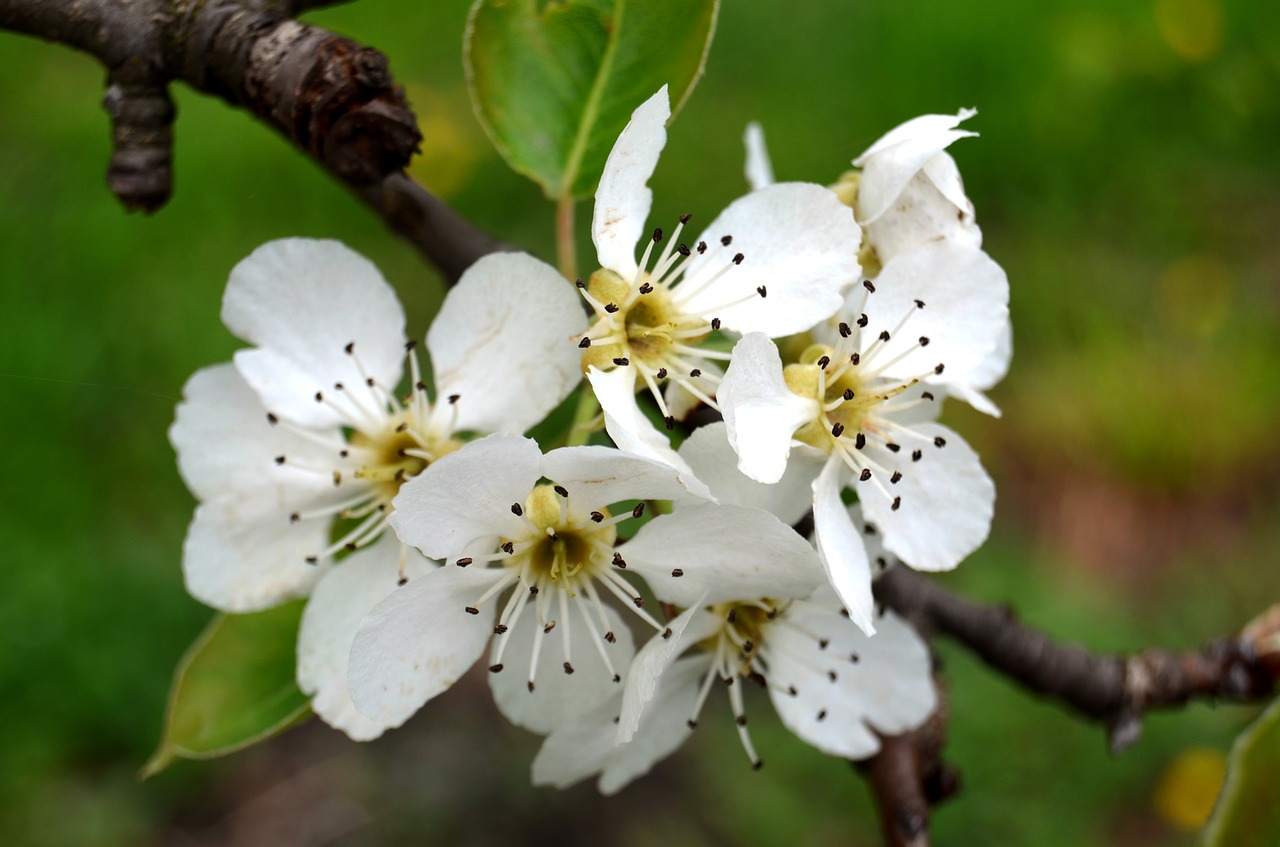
xmin=170 ymin=239 xmax=584 ymax=737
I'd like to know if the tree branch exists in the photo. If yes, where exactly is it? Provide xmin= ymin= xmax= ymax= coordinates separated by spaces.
xmin=0 ymin=0 xmax=506 ymax=282
xmin=876 ymin=566 xmax=1280 ymax=752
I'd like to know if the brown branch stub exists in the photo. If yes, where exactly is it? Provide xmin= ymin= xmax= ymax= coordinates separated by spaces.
xmin=857 ymin=681 xmax=957 ymax=847
xmin=876 ymin=567 xmax=1280 ymax=753
xmin=103 ymin=66 xmax=175 ymax=212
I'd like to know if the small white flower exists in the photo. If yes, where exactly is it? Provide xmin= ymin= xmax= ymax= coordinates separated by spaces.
xmin=348 ymin=433 xmax=821 ymax=737
xmin=170 ymin=239 xmax=584 ymax=737
xmin=719 ymin=253 xmax=1007 ymax=631
xmin=579 ymin=86 xmax=860 ymax=468
xmin=532 ymin=585 xmax=935 ymax=793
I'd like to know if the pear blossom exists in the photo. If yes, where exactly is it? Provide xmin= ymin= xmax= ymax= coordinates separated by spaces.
xmin=170 ymin=238 xmax=584 ymax=737
xmin=577 ymin=86 xmax=860 ymax=465
xmin=718 ymin=249 xmax=1007 ymax=631
xmin=745 ymin=110 xmax=1011 ymax=414
xmin=348 ymin=433 xmax=821 ymax=737
xmin=533 ymin=582 xmax=935 ymax=793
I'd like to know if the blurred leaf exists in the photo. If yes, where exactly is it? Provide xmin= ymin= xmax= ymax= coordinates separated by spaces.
xmin=1200 ymin=698 xmax=1280 ymax=847
xmin=141 ymin=602 xmax=311 ymax=778
xmin=1155 ymin=747 xmax=1227 ymax=830
xmin=465 ymin=0 xmax=719 ymax=200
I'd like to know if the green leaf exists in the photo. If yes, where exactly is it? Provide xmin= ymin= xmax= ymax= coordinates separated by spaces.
xmin=141 ymin=602 xmax=312 ymax=778
xmin=466 ymin=0 xmax=720 ymax=200
xmin=1200 ymin=697 xmax=1280 ymax=847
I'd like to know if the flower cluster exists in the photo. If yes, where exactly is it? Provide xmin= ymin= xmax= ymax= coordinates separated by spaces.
xmin=171 ymin=87 xmax=1008 ymax=790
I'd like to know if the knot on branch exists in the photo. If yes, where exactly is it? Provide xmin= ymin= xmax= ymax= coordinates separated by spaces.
xmin=103 ymin=67 xmax=175 ymax=212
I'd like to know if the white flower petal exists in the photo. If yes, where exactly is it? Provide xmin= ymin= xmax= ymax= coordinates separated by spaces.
xmin=388 ymin=433 xmax=542 ymax=558
xmin=428 ymin=252 xmax=585 ymax=434
xmin=949 ymin=319 xmax=1013 ymax=417
xmin=598 ymin=656 xmax=708 ymax=795
xmin=297 ymin=534 xmax=435 ymax=740
xmin=864 ymin=242 xmax=1008 ymax=391
xmin=812 ymin=458 xmax=875 ymax=634
xmin=586 ymin=366 xmax=712 ymax=500
xmin=766 ymin=607 xmax=934 ymax=759
xmin=170 ymin=363 xmax=338 ymax=502
xmin=488 ymin=601 xmax=635 ymax=734
xmin=678 ymin=422 xmax=826 ymax=525
xmin=856 ymin=423 xmax=994 ymax=572
xmin=182 ymin=497 xmax=331 ymax=612
xmin=617 ymin=605 xmax=720 ymax=742
xmin=854 ymin=109 xmax=978 ymax=224
xmin=592 ymin=87 xmax=670 ymax=278
xmin=541 ymin=444 xmax=691 ymax=511
xmin=864 ymin=153 xmax=981 ymax=261
xmin=678 ymin=184 xmax=859 ymax=336
xmin=623 ymin=504 xmax=823 ymax=607
xmin=743 ymin=122 xmax=775 ymax=191
xmin=223 ymin=239 xmax=406 ymax=427
xmin=719 ymin=333 xmax=819 ymax=484
xmin=348 ymin=565 xmax=500 ymax=728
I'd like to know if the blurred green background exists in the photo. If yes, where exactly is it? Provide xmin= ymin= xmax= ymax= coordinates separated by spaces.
xmin=1 ymin=0 xmax=1277 ymax=844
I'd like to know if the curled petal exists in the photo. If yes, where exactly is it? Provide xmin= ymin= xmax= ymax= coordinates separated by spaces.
xmin=812 ymin=458 xmax=875 ymax=634
xmin=743 ymin=122 xmax=775 ymax=191
xmin=592 ymin=87 xmax=670 ymax=278
xmin=854 ymin=109 xmax=978 ymax=224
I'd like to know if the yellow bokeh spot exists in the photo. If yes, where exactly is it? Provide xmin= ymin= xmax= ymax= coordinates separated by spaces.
xmin=1154 ymin=0 xmax=1224 ymax=63
xmin=404 ymin=84 xmax=483 ymax=198
xmin=1157 ymin=253 xmax=1234 ymax=337
xmin=1154 ymin=747 xmax=1228 ymax=831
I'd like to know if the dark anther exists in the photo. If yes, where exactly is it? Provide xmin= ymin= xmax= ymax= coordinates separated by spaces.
xmin=664 ymin=415 xmax=675 ymax=431
xmin=879 ymin=330 xmax=891 ymax=342
xmin=554 ymin=485 xmax=569 ymax=498
xmin=752 ymin=760 xmax=764 ymax=771
xmin=922 ymin=391 xmax=935 ymax=401
xmin=891 ymin=496 xmax=902 ymax=511
xmin=339 ymin=449 xmax=349 ymax=458
xmin=677 ymin=243 xmax=691 ymax=256
xmin=859 ymin=468 xmax=872 ymax=481
xmin=289 ymin=512 xmax=300 ymax=523
xmin=590 ymin=511 xmax=605 ymax=523
xmin=511 ymin=503 xmax=524 ymax=516
xmin=527 ymin=681 xmax=535 ymax=692
xmin=494 ymin=624 xmax=509 ymax=634
xmin=817 ymin=709 xmax=827 ymax=722
xmin=612 ymin=552 xmax=627 ymax=568
xmin=405 ymin=340 xmax=417 ymax=351
xmin=736 ymin=715 xmax=748 ymax=726
xmin=721 ymin=235 xmax=733 ymax=246
xmin=344 ymin=342 xmax=355 ymax=354
xmin=489 ymin=664 xmax=503 ymax=673
xmin=397 ymin=576 xmax=408 ymax=586
xmin=851 ymin=351 xmax=862 ymax=365
xmin=697 ymin=241 xmax=708 ymax=253
xmin=886 ymin=443 xmax=902 ymax=453
xmin=864 ymin=523 xmax=877 ymax=535
xmin=656 ymin=367 xmax=668 ymax=379
xmin=662 ymin=627 xmax=673 ymax=639
xmin=890 ymin=471 xmax=903 ymax=484
xmin=727 ymin=609 xmax=737 ymax=623
xmin=827 ymin=670 xmax=838 ymax=682
xmin=578 ymin=337 xmax=591 ymax=349
xmin=834 ymin=323 xmax=850 ymax=341
xmin=711 ymin=317 xmax=721 ymax=330
xmin=529 ymin=586 xmax=539 ymax=595
xmin=563 ymin=661 xmax=575 ymax=675
xmin=605 ymin=631 xmax=616 ymax=643
xmin=274 ymin=455 xmax=286 ymax=465
xmin=305 ymin=555 xmax=319 ymax=565
xmin=415 ymin=381 xmax=427 ymax=391
xmin=465 ymin=606 xmax=479 ymax=615
xmin=843 ymin=388 xmax=855 ymax=401
xmin=912 ymin=449 xmax=923 ymax=462
xmin=632 ymin=596 xmax=645 ymax=608
xmin=639 ymin=282 xmax=653 ymax=294
xmin=334 ymin=382 xmax=345 ymax=391
xmin=395 ymin=422 xmax=408 ymax=433
xmin=502 ymin=541 xmax=515 ymax=554
xmin=818 ymin=638 xmax=830 ymax=650
xmin=914 ymin=299 xmax=925 ymax=308
xmin=742 ymin=640 xmax=754 ymax=653
xmin=612 ymin=674 xmax=621 ymax=682
xmin=919 ymin=336 xmax=930 ymax=346
xmin=449 ymin=394 xmax=461 ymax=404
xmin=455 ymin=557 xmax=472 ymax=567
xmin=856 ymin=313 xmax=869 ymax=328
xmin=756 ymin=285 xmax=767 ymax=297
xmin=687 ymin=719 xmax=698 ymax=729
xmin=632 ymin=502 xmax=645 ymax=518
xmin=652 ymin=227 xmax=664 ymax=243
xmin=679 ymin=213 xmax=692 ymax=224
xmin=850 ymin=653 xmax=860 ymax=663
xmin=575 ymin=279 xmax=586 ymax=288
xmin=788 ymin=685 xmax=798 ymax=696
xmin=333 ymin=471 xmax=343 ymax=486
xmin=605 ymin=303 xmax=620 ymax=313
xmin=365 ymin=377 xmax=375 ymax=387
xmin=817 ymin=355 xmax=831 ymax=369
xmin=831 ymin=422 xmax=845 ymax=438
xmin=671 ymin=568 xmax=684 ymax=578
xmin=314 ymin=391 xmax=324 ymax=403
xmin=863 ymin=280 xmax=876 ymax=293
xmin=877 ymin=557 xmax=887 ymax=570
xmin=733 ymin=253 xmax=745 ymax=265
xmin=934 ymin=436 xmax=947 ymax=448
xmin=689 ymin=368 xmax=702 ymax=378
xmin=934 ymin=363 xmax=945 ymax=374
xmin=266 ymin=412 xmax=279 ymax=425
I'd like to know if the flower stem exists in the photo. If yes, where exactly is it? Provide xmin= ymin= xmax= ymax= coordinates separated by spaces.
xmin=555 ymin=195 xmax=578 ymax=281
xmin=565 ymin=389 xmax=601 ymax=447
